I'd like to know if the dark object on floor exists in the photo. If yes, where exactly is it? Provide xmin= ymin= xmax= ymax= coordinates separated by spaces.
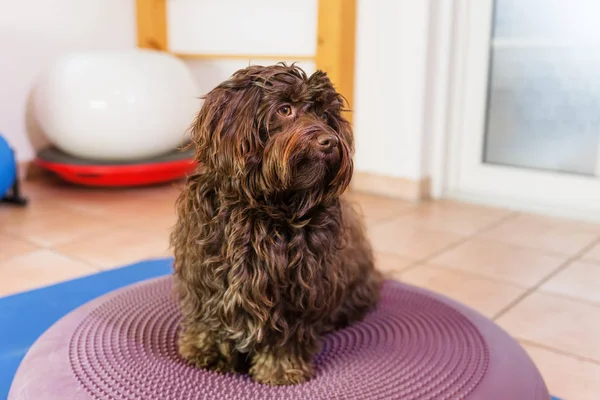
xmin=0 ymin=135 xmax=27 ymax=206
xmin=35 ymin=146 xmax=197 ymax=187
xmin=8 ymin=272 xmax=550 ymax=400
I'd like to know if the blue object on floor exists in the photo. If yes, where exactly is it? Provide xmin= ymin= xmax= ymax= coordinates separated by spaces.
xmin=0 ymin=135 xmax=17 ymax=197
xmin=0 ymin=257 xmax=173 ymax=399
xmin=0 ymin=257 xmax=564 ymax=400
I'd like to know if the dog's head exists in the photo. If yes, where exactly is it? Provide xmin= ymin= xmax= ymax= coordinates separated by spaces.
xmin=189 ymin=63 xmax=353 ymax=209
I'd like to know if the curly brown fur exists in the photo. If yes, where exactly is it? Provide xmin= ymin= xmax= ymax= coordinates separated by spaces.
xmin=170 ymin=63 xmax=382 ymax=386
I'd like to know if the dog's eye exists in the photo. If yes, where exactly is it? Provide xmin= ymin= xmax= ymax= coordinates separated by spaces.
xmin=320 ymin=112 xmax=329 ymax=122
xmin=278 ymin=105 xmax=292 ymax=117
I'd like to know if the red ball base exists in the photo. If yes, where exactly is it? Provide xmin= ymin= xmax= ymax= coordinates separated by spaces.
xmin=35 ymin=147 xmax=197 ymax=187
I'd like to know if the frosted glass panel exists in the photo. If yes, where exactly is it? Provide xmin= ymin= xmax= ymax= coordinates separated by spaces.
xmin=493 ymin=0 xmax=600 ymax=41
xmin=483 ymin=0 xmax=600 ymax=175
xmin=167 ymin=0 xmax=318 ymax=56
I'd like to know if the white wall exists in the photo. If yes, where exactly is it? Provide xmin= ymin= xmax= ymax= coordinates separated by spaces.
xmin=0 ymin=0 xmax=136 ymax=161
xmin=353 ymin=0 xmax=433 ymax=181
xmin=184 ymin=59 xmax=315 ymax=100
xmin=167 ymin=0 xmax=318 ymax=112
xmin=168 ymin=0 xmax=317 ymax=56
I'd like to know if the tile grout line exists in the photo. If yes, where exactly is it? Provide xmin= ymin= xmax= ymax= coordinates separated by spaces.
xmin=384 ymin=209 xmax=600 ymax=262
xmin=415 ymin=263 xmax=529 ymax=290
xmin=536 ymin=287 xmax=600 ymax=309
xmin=2 ymin=230 xmax=46 ymax=249
xmin=2 ymin=212 xmax=127 ymax=250
xmin=0 ymin=249 xmax=103 ymax=298
xmin=376 ymin=248 xmax=529 ymax=291
xmin=47 ymin=247 xmax=172 ymax=275
xmin=519 ymin=339 xmax=600 ymax=366
xmin=397 ymin=212 xmax=521 ymax=275
xmin=45 ymin=248 xmax=105 ymax=273
xmin=1 ymin=226 xmax=173 ymax=271
xmin=49 ymin=245 xmax=172 ymax=274
xmin=360 ymin=206 xmax=421 ymax=229
xmin=492 ymin=236 xmax=600 ymax=321
xmin=392 ymin=246 xmax=600 ymax=310
xmin=475 ymin=234 xmax=599 ymax=260
xmin=578 ymin=256 xmax=600 ymax=265
xmin=52 ymin=224 xmax=122 ymax=248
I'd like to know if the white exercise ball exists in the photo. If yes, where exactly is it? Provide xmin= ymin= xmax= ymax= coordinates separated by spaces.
xmin=33 ymin=49 xmax=199 ymax=161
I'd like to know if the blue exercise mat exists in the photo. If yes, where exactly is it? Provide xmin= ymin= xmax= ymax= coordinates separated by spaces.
xmin=0 ymin=257 xmax=563 ymax=400
xmin=0 ymin=257 xmax=173 ymax=398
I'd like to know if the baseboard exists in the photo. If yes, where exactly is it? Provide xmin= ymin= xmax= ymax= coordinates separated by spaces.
xmin=351 ymin=171 xmax=430 ymax=201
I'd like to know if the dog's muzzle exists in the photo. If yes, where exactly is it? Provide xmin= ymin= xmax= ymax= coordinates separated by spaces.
xmin=316 ymin=134 xmax=339 ymax=154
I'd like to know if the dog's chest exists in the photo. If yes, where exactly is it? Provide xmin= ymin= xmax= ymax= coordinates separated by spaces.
xmin=250 ymin=223 xmax=344 ymax=309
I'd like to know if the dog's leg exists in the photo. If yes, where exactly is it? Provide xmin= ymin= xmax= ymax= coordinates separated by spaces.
xmin=249 ymin=341 xmax=316 ymax=386
xmin=331 ymin=267 xmax=382 ymax=330
xmin=178 ymin=326 xmax=238 ymax=373
xmin=328 ymin=199 xmax=383 ymax=330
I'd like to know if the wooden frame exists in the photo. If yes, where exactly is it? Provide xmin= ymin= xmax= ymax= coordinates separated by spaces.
xmin=135 ymin=0 xmax=168 ymax=51
xmin=135 ymin=0 xmax=356 ymax=120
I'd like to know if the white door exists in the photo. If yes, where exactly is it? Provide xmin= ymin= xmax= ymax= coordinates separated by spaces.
xmin=444 ymin=0 xmax=600 ymax=221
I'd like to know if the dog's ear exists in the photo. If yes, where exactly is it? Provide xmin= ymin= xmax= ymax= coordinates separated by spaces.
xmin=188 ymin=73 xmax=264 ymax=175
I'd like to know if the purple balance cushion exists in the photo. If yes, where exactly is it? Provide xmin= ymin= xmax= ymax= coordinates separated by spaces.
xmin=9 ymin=278 xmax=549 ymax=399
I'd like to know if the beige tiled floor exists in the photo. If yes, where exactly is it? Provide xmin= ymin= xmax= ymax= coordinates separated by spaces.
xmin=397 ymin=264 xmax=526 ymax=318
xmin=1 ymin=180 xmax=599 ymax=399
xmin=429 ymin=237 xmax=568 ymax=288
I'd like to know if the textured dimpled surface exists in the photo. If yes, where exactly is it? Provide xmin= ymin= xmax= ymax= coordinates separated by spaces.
xmin=66 ymin=278 xmax=489 ymax=400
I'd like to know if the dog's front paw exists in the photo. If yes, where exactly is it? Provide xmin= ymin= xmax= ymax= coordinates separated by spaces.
xmin=178 ymin=329 xmax=237 ymax=373
xmin=249 ymin=350 xmax=312 ymax=386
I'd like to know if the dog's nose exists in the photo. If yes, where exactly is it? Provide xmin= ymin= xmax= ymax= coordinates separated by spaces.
xmin=316 ymin=134 xmax=338 ymax=153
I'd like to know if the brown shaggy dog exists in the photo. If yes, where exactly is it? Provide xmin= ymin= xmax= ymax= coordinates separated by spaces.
xmin=170 ymin=63 xmax=382 ymax=386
